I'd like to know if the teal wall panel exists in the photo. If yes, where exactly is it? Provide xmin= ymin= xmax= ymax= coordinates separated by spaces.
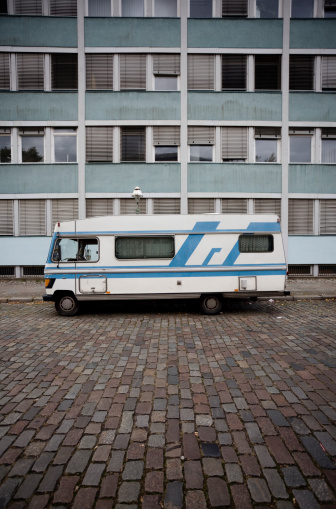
xmin=289 ymin=164 xmax=336 ymax=193
xmin=86 ymin=91 xmax=180 ymax=120
xmin=0 ymin=164 xmax=78 ymax=193
xmin=85 ymin=18 xmax=180 ymax=47
xmin=0 ymin=92 xmax=78 ymax=121
xmin=288 ymin=236 xmax=336 ymax=264
xmin=86 ymin=163 xmax=180 ymax=193
xmin=0 ymin=237 xmax=52 ymax=265
xmin=0 ymin=16 xmax=77 ymax=47
xmin=188 ymin=19 xmax=282 ymax=48
xmin=289 ymin=93 xmax=336 ymax=122
xmin=188 ymin=92 xmax=281 ymax=121
xmin=188 ymin=164 xmax=281 ymax=193
xmin=290 ymin=20 xmax=336 ymax=49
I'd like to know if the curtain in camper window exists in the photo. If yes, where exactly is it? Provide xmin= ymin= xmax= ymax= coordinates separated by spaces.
xmin=239 ymin=235 xmax=274 ymax=252
xmin=115 ymin=236 xmax=174 ymax=259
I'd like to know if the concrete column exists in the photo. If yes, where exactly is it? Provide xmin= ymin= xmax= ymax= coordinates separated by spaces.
xmin=180 ymin=0 xmax=188 ymax=214
xmin=77 ymin=0 xmax=86 ymax=219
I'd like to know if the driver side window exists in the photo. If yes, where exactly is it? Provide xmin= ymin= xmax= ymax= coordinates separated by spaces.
xmin=52 ymin=238 xmax=99 ymax=262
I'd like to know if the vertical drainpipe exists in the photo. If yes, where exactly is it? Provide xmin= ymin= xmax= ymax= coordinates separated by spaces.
xmin=77 ymin=0 xmax=86 ymax=219
xmin=281 ymin=0 xmax=290 ymax=262
xmin=180 ymin=0 xmax=188 ymax=214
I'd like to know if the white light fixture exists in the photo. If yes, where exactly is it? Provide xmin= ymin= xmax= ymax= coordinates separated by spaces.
xmin=132 ymin=186 xmax=143 ymax=214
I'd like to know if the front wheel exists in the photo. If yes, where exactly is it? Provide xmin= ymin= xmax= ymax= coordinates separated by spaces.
xmin=200 ymin=295 xmax=222 ymax=315
xmin=55 ymin=293 xmax=80 ymax=316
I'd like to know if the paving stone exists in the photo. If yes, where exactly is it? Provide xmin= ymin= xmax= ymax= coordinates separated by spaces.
xmin=308 ymin=478 xmax=335 ymax=502
xmin=107 ymin=450 xmax=125 ymax=472
xmin=292 ymin=489 xmax=320 ymax=509
xmin=300 ymin=436 xmax=335 ymax=469
xmin=200 ymin=442 xmax=220 ymax=457
xmin=14 ymin=473 xmax=43 ymax=500
xmin=99 ymin=473 xmax=118 ymax=498
xmin=282 ymin=466 xmax=306 ymax=488
xmin=184 ymin=461 xmax=203 ymax=489
xmin=208 ymin=477 xmax=230 ymax=507
xmin=164 ymin=482 xmax=183 ymax=509
xmin=72 ymin=487 xmax=97 ymax=509
xmin=183 ymin=434 xmax=200 ymax=460
xmin=225 ymin=463 xmax=243 ymax=483
xmin=185 ymin=490 xmax=207 ymax=509
xmin=122 ymin=460 xmax=144 ymax=480
xmin=37 ymin=465 xmax=63 ymax=492
xmin=203 ymin=458 xmax=224 ymax=476
xmin=263 ymin=468 xmax=289 ymax=498
xmin=66 ymin=450 xmax=91 ymax=474
xmin=0 ymin=478 xmax=21 ymax=507
xmin=247 ymin=478 xmax=272 ymax=503
xmin=83 ymin=463 xmax=105 ymax=486
xmin=118 ymin=482 xmax=140 ymax=503
xmin=145 ymin=471 xmax=164 ymax=493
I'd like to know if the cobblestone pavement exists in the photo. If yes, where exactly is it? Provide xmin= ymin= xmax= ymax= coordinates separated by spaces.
xmin=0 ymin=299 xmax=335 ymax=508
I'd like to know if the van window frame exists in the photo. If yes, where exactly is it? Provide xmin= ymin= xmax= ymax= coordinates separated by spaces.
xmin=51 ymin=236 xmax=100 ymax=263
xmin=115 ymin=235 xmax=175 ymax=260
xmin=238 ymin=234 xmax=274 ymax=253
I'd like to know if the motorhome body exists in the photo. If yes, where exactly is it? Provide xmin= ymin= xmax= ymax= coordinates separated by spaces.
xmin=43 ymin=213 xmax=289 ymax=316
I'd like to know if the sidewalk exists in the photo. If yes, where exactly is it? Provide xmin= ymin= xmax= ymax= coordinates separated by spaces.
xmin=0 ymin=277 xmax=335 ymax=303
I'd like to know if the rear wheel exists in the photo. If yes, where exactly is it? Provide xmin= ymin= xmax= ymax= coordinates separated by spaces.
xmin=55 ymin=293 xmax=80 ymax=316
xmin=200 ymin=295 xmax=222 ymax=315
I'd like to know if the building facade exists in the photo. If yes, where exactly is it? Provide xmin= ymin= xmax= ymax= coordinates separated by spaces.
xmin=0 ymin=0 xmax=335 ymax=277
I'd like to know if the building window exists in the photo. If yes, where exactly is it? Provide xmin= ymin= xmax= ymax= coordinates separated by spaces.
xmin=88 ymin=0 xmax=111 ymax=16
xmin=188 ymin=54 xmax=215 ymax=90
xmin=86 ymin=54 xmax=113 ymax=90
xmin=288 ymin=199 xmax=314 ymax=234
xmin=121 ymin=127 xmax=146 ymax=162
xmin=222 ymin=55 xmax=247 ymax=90
xmin=320 ymin=200 xmax=336 ymax=234
xmin=289 ymin=129 xmax=313 ymax=163
xmin=54 ymin=128 xmax=77 ymax=163
xmin=324 ymin=0 xmax=336 ymax=17
xmin=86 ymin=126 xmax=113 ymax=162
xmin=0 ymin=128 xmax=11 ymax=163
xmin=190 ymin=0 xmax=212 ymax=18
xmin=321 ymin=128 xmax=336 ymax=163
xmin=121 ymin=0 xmax=144 ymax=16
xmin=189 ymin=198 xmax=215 ymax=213
xmin=50 ymin=0 xmax=77 ymax=16
xmin=221 ymin=127 xmax=248 ymax=162
xmin=0 ymin=0 xmax=8 ymax=13
xmin=222 ymin=0 xmax=248 ymax=17
xmin=255 ymin=55 xmax=281 ymax=90
xmin=0 ymin=200 xmax=13 ymax=235
xmin=0 ymin=53 xmax=10 ymax=90
xmin=52 ymin=199 xmax=78 ymax=226
xmin=17 ymin=53 xmax=44 ymax=90
xmin=120 ymin=198 xmax=146 ymax=214
xmin=153 ymin=126 xmax=180 ymax=162
xmin=289 ymin=55 xmax=314 ymax=91
xmin=255 ymin=127 xmax=280 ymax=163
xmin=19 ymin=128 xmax=44 ymax=163
xmin=153 ymin=198 xmax=180 ymax=214
xmin=120 ymin=54 xmax=146 ymax=90
xmin=51 ymin=54 xmax=78 ymax=90
xmin=254 ymin=198 xmax=281 ymax=217
xmin=222 ymin=198 xmax=248 ymax=213
xmin=291 ymin=0 xmax=314 ymax=18
xmin=256 ymin=0 xmax=278 ymax=18
xmin=86 ymin=198 xmax=114 ymax=217
xmin=14 ymin=0 xmax=42 ymax=14
xmin=155 ymin=0 xmax=177 ymax=16
xmin=19 ymin=199 xmax=46 ymax=236
xmin=322 ymin=56 xmax=336 ymax=91
xmin=188 ymin=127 xmax=214 ymax=162
xmin=153 ymin=54 xmax=180 ymax=91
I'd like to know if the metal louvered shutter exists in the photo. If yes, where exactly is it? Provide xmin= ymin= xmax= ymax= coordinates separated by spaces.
xmin=17 ymin=53 xmax=44 ymax=90
xmin=153 ymin=127 xmax=180 ymax=145
xmin=322 ymin=56 xmax=336 ymax=90
xmin=121 ymin=127 xmax=146 ymax=161
xmin=19 ymin=200 xmax=46 ymax=236
xmin=86 ymin=127 xmax=113 ymax=162
xmin=288 ymin=199 xmax=313 ymax=235
xmin=222 ymin=0 xmax=248 ymax=16
xmin=86 ymin=54 xmax=113 ymax=90
xmin=120 ymin=199 xmax=146 ymax=215
xmin=52 ymin=199 xmax=78 ymax=227
xmin=0 ymin=200 xmax=13 ymax=235
xmin=86 ymin=199 xmax=114 ymax=217
xmin=320 ymin=200 xmax=336 ymax=234
xmin=50 ymin=0 xmax=77 ymax=15
xmin=120 ymin=54 xmax=146 ymax=90
xmin=221 ymin=127 xmax=247 ymax=160
xmin=153 ymin=199 xmax=180 ymax=214
xmin=255 ymin=127 xmax=281 ymax=138
xmin=188 ymin=198 xmax=215 ymax=214
xmin=153 ymin=54 xmax=180 ymax=75
xmin=188 ymin=55 xmax=214 ymax=90
xmin=0 ymin=53 xmax=10 ymax=90
xmin=289 ymin=55 xmax=314 ymax=91
xmin=188 ymin=127 xmax=215 ymax=145
xmin=51 ymin=54 xmax=78 ymax=90
xmin=254 ymin=198 xmax=281 ymax=218
xmin=14 ymin=0 xmax=42 ymax=14
xmin=221 ymin=198 xmax=248 ymax=213
xmin=222 ymin=55 xmax=247 ymax=90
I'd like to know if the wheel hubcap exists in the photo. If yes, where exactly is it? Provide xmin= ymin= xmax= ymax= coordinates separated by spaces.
xmin=60 ymin=297 xmax=75 ymax=311
xmin=206 ymin=297 xmax=218 ymax=310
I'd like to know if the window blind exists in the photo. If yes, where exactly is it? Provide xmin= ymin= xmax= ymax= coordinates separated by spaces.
xmin=121 ymin=127 xmax=146 ymax=161
xmin=153 ymin=126 xmax=180 ymax=145
xmin=88 ymin=0 xmax=111 ymax=16
xmin=255 ymin=127 xmax=281 ymax=138
xmin=52 ymin=199 xmax=78 ymax=227
xmin=320 ymin=200 xmax=336 ymax=234
xmin=254 ymin=198 xmax=281 ymax=217
xmin=120 ymin=54 xmax=146 ymax=89
xmin=86 ymin=199 xmax=114 ymax=217
xmin=14 ymin=0 xmax=42 ymax=14
xmin=17 ymin=53 xmax=44 ymax=90
xmin=51 ymin=54 xmax=78 ymax=90
xmin=188 ymin=198 xmax=215 ymax=214
xmin=222 ymin=55 xmax=246 ymax=90
xmin=322 ymin=56 xmax=336 ymax=90
xmin=122 ymin=0 xmax=144 ymax=16
xmin=188 ymin=126 xmax=215 ymax=145
xmin=120 ymin=199 xmax=146 ymax=214
xmin=86 ymin=126 xmax=113 ymax=162
xmin=0 ymin=53 xmax=10 ymax=90
xmin=86 ymin=54 xmax=113 ymax=90
xmin=288 ymin=199 xmax=313 ymax=235
xmin=289 ymin=55 xmax=314 ymax=90
xmin=222 ymin=0 xmax=248 ymax=16
xmin=153 ymin=54 xmax=180 ymax=75
xmin=221 ymin=198 xmax=248 ymax=213
xmin=153 ymin=198 xmax=180 ymax=214
xmin=19 ymin=199 xmax=46 ymax=236
xmin=188 ymin=54 xmax=214 ymax=90
xmin=221 ymin=127 xmax=247 ymax=160
xmin=50 ymin=0 xmax=77 ymax=15
xmin=0 ymin=200 xmax=13 ymax=235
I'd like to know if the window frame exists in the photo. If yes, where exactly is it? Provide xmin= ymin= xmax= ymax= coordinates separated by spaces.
xmin=238 ymin=234 xmax=274 ymax=253
xmin=0 ymin=129 xmax=11 ymax=164
xmin=52 ymin=237 xmax=100 ymax=263
xmin=255 ymin=55 xmax=282 ymax=91
xmin=19 ymin=128 xmax=45 ymax=164
xmin=120 ymin=126 xmax=146 ymax=162
xmin=115 ymin=235 xmax=175 ymax=260
xmin=289 ymin=129 xmax=314 ymax=163
xmin=154 ymin=145 xmax=179 ymax=162
xmin=52 ymin=128 xmax=78 ymax=164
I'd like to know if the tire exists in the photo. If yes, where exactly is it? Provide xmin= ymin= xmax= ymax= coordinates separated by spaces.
xmin=200 ymin=295 xmax=222 ymax=315
xmin=55 ymin=293 xmax=80 ymax=316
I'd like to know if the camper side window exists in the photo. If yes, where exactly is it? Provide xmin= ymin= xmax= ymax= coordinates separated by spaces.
xmin=52 ymin=238 xmax=99 ymax=262
xmin=239 ymin=235 xmax=274 ymax=253
xmin=115 ymin=236 xmax=174 ymax=259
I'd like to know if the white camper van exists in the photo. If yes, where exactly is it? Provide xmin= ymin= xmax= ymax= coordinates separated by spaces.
xmin=43 ymin=214 xmax=289 ymax=316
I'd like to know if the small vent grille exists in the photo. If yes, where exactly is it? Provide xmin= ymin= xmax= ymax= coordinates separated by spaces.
xmin=23 ymin=266 xmax=44 ymax=276
xmin=0 ymin=266 xmax=15 ymax=277
xmin=319 ymin=265 xmax=336 ymax=276
xmin=288 ymin=265 xmax=312 ymax=276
